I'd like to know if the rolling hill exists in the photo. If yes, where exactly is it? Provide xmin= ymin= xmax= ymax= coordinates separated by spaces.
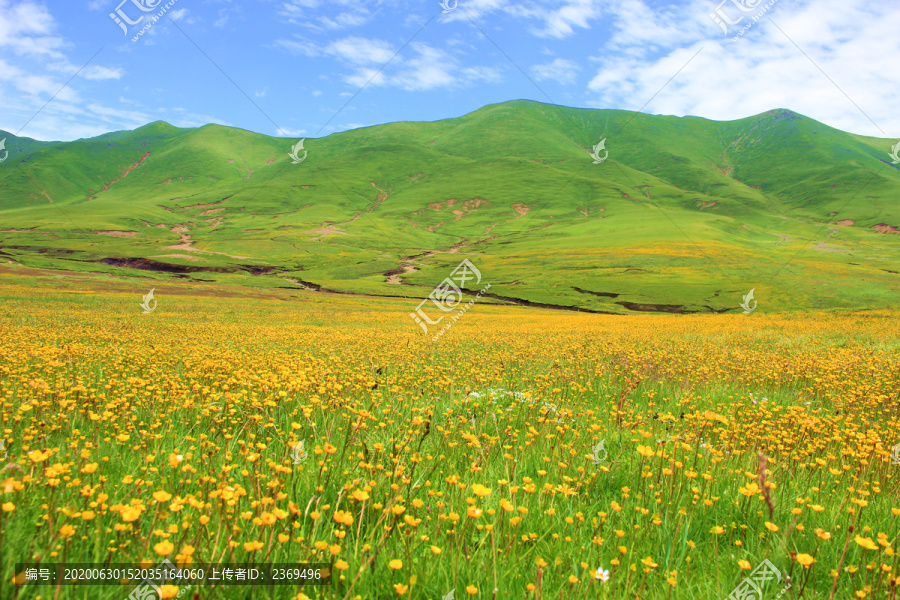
xmin=1 ymin=99 xmax=899 ymax=313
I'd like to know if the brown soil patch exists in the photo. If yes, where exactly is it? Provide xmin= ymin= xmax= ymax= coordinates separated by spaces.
xmin=283 ymin=277 xmax=314 ymax=290
xmin=164 ymin=231 xmax=251 ymax=260
xmin=96 ymin=230 xmax=139 ymax=238
xmin=401 ymin=238 xmax=475 ymax=266
xmin=813 ymin=242 xmax=847 ymax=254
xmin=872 ymin=223 xmax=900 ymax=234
xmin=834 ymin=219 xmax=854 ymax=226
xmin=512 ymin=203 xmax=530 ymax=218
xmin=309 ymin=225 xmax=347 ymax=241
xmin=142 ymin=221 xmax=168 ymax=229
xmin=368 ymin=182 xmax=391 ymax=212
xmin=385 ymin=263 xmax=419 ymax=285
xmin=180 ymin=200 xmax=227 ymax=210
xmin=201 ymin=208 xmax=225 ymax=215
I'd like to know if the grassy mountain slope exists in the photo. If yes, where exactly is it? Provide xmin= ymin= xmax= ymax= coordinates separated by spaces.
xmin=1 ymin=100 xmax=899 ymax=313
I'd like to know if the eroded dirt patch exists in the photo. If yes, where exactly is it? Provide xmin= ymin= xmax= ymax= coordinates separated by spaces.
xmin=164 ymin=228 xmax=252 ymax=260
xmin=309 ymin=224 xmax=347 ymax=241
xmin=385 ymin=263 xmax=419 ymax=285
xmin=142 ymin=221 xmax=169 ymax=229
xmin=814 ymin=242 xmax=847 ymax=254
xmin=96 ymin=230 xmax=140 ymax=238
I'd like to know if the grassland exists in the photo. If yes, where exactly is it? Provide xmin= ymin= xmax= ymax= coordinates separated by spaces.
xmin=2 ymin=101 xmax=900 ymax=313
xmin=1 ymin=270 xmax=899 ymax=599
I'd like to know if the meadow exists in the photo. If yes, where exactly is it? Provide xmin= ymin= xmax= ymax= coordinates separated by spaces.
xmin=4 ymin=101 xmax=900 ymax=315
xmin=1 ymin=278 xmax=899 ymax=600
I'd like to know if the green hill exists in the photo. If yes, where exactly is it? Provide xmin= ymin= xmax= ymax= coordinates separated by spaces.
xmin=1 ymin=100 xmax=899 ymax=313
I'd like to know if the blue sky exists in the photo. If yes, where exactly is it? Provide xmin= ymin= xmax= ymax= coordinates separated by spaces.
xmin=1 ymin=0 xmax=898 ymax=142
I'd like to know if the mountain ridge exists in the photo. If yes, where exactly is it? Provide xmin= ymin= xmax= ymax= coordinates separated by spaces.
xmin=1 ymin=99 xmax=898 ymax=313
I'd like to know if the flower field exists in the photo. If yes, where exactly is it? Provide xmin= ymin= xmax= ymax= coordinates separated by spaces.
xmin=1 ymin=283 xmax=899 ymax=599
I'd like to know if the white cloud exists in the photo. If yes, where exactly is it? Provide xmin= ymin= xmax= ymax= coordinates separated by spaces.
xmin=584 ymin=0 xmax=900 ymax=137
xmin=3 ymin=0 xmax=898 ymax=144
xmin=214 ymin=8 xmax=230 ymax=28
xmin=391 ymin=44 xmax=456 ymax=91
xmin=84 ymin=103 xmax=151 ymax=125
xmin=0 ymin=0 xmax=65 ymax=58
xmin=276 ymin=36 xmax=501 ymax=92
xmin=442 ymin=0 xmax=508 ymax=22
xmin=168 ymin=8 xmax=190 ymax=22
xmin=526 ymin=0 xmax=603 ymax=38
xmin=327 ymin=36 xmax=397 ymax=65
xmin=600 ymin=0 xmax=697 ymax=55
xmin=82 ymin=65 xmax=124 ymax=80
xmin=279 ymin=0 xmax=374 ymax=30
xmin=316 ymin=12 xmax=371 ymax=30
xmin=1 ymin=64 xmax=80 ymax=102
xmin=532 ymin=58 xmax=579 ymax=84
xmin=460 ymin=65 xmax=502 ymax=83
xmin=337 ymin=122 xmax=367 ymax=130
xmin=277 ymin=127 xmax=307 ymax=136
xmin=344 ymin=66 xmax=387 ymax=89
xmin=0 ymin=1 xmax=162 ymax=140
xmin=274 ymin=38 xmax=319 ymax=57
xmin=444 ymin=0 xmax=602 ymax=38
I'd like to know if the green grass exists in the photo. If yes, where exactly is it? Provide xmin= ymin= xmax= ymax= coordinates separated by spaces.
xmin=2 ymin=101 xmax=900 ymax=313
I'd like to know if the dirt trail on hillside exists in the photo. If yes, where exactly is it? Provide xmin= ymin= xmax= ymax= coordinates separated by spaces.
xmin=164 ymin=227 xmax=252 ymax=260
xmin=385 ymin=264 xmax=419 ymax=284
